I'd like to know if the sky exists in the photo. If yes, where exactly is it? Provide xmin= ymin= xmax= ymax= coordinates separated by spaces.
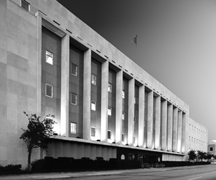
xmin=57 ymin=0 xmax=216 ymax=142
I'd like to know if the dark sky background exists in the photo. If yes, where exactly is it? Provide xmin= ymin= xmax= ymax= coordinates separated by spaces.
xmin=57 ymin=0 xmax=216 ymax=142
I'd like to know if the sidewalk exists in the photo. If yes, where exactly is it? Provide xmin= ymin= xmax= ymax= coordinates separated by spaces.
xmin=0 ymin=165 xmax=213 ymax=180
xmin=0 ymin=168 xmax=168 ymax=180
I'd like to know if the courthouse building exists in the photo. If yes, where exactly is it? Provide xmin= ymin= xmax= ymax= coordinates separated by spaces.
xmin=0 ymin=0 xmax=208 ymax=167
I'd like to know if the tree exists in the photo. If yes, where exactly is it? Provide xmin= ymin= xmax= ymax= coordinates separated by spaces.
xmin=197 ymin=151 xmax=206 ymax=161
xmin=188 ymin=150 xmax=197 ymax=161
xmin=20 ymin=112 xmax=55 ymax=170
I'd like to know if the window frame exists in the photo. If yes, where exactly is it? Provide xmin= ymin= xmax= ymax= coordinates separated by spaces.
xmin=91 ymin=74 xmax=97 ymax=85
xmin=108 ymin=83 xmax=112 ymax=92
xmin=71 ymin=93 xmax=78 ymax=105
xmin=122 ymin=134 xmax=124 ymax=142
xmin=108 ymin=107 xmax=112 ymax=116
xmin=91 ymin=127 xmax=96 ymax=137
xmin=20 ymin=0 xmax=30 ymax=11
xmin=71 ymin=63 xmax=78 ymax=76
xmin=91 ymin=101 xmax=96 ymax=111
xmin=70 ymin=122 xmax=77 ymax=134
xmin=45 ymin=50 xmax=54 ymax=65
xmin=122 ymin=112 xmax=125 ymax=120
xmin=122 ymin=90 xmax=125 ymax=99
xmin=108 ymin=130 xmax=111 ymax=140
xmin=45 ymin=83 xmax=53 ymax=98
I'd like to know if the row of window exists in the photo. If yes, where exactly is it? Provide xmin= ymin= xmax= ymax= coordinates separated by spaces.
xmin=71 ymin=123 xmax=113 ymax=139
xmin=189 ymin=136 xmax=206 ymax=144
xmin=189 ymin=124 xmax=206 ymax=135
xmin=45 ymin=84 xmax=127 ymax=119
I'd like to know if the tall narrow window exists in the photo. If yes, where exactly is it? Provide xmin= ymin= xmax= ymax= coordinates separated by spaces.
xmin=45 ymin=84 xmax=53 ymax=98
xmin=108 ymin=131 xmax=111 ymax=140
xmin=91 ymin=127 xmax=95 ymax=137
xmin=71 ymin=93 xmax=77 ymax=105
xmin=71 ymin=63 xmax=78 ymax=76
xmin=122 ymin=90 xmax=125 ymax=98
xmin=122 ymin=134 xmax=124 ymax=142
xmin=91 ymin=101 xmax=96 ymax=111
xmin=108 ymin=107 xmax=112 ymax=116
xmin=108 ymin=83 xmax=112 ymax=92
xmin=21 ymin=0 xmax=30 ymax=11
xmin=122 ymin=113 xmax=125 ymax=120
xmin=91 ymin=74 xmax=97 ymax=85
xmin=46 ymin=50 xmax=53 ymax=65
xmin=71 ymin=123 xmax=77 ymax=134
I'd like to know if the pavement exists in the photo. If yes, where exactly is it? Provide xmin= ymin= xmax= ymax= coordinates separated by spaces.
xmin=0 ymin=165 xmax=212 ymax=180
xmin=0 ymin=168 xmax=173 ymax=180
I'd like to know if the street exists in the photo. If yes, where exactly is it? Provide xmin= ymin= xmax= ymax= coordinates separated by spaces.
xmin=69 ymin=165 xmax=216 ymax=180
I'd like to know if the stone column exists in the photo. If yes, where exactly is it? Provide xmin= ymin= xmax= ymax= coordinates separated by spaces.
xmin=172 ymin=107 xmax=178 ymax=152
xmin=35 ymin=12 xmax=42 ymax=116
xmin=83 ymin=49 xmax=91 ymax=140
xmin=167 ymin=104 xmax=173 ymax=151
xmin=138 ymin=85 xmax=145 ymax=147
xmin=128 ymin=78 xmax=135 ymax=145
xmin=60 ymin=34 xmax=70 ymax=137
xmin=147 ymin=90 xmax=153 ymax=148
xmin=101 ymin=60 xmax=109 ymax=142
xmin=177 ymin=110 xmax=182 ymax=153
xmin=115 ymin=70 xmax=123 ymax=144
xmin=154 ymin=95 xmax=161 ymax=149
xmin=181 ymin=113 xmax=186 ymax=154
xmin=161 ymin=100 xmax=167 ymax=150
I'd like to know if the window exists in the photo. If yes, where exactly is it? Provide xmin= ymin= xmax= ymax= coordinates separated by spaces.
xmin=45 ymin=84 xmax=53 ymax=98
xmin=108 ymin=83 xmax=112 ymax=92
xmin=91 ymin=127 xmax=95 ymax=137
xmin=108 ymin=107 xmax=112 ymax=116
xmin=108 ymin=131 xmax=111 ymax=140
xmin=71 ymin=63 xmax=77 ymax=76
xmin=122 ymin=113 xmax=125 ymax=120
xmin=210 ymin=147 xmax=213 ymax=151
xmin=71 ymin=93 xmax=77 ymax=105
xmin=91 ymin=74 xmax=97 ymax=85
xmin=91 ymin=101 xmax=96 ymax=111
xmin=122 ymin=134 xmax=124 ymax=142
xmin=134 ymin=97 xmax=138 ymax=104
xmin=21 ymin=0 xmax=29 ymax=11
xmin=46 ymin=50 xmax=53 ymax=65
xmin=122 ymin=90 xmax=125 ymax=98
xmin=71 ymin=123 xmax=76 ymax=134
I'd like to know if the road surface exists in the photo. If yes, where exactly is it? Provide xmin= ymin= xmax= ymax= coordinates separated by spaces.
xmin=69 ymin=165 xmax=216 ymax=180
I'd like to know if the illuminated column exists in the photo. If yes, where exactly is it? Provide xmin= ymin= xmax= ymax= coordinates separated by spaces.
xmin=177 ymin=110 xmax=182 ymax=152
xmin=172 ymin=107 xmax=178 ymax=152
xmin=60 ymin=34 xmax=69 ymax=136
xmin=167 ymin=104 xmax=173 ymax=151
xmin=181 ymin=113 xmax=186 ymax=153
xmin=147 ymin=90 xmax=153 ymax=148
xmin=35 ymin=12 xmax=42 ymax=116
xmin=128 ymin=78 xmax=135 ymax=145
xmin=101 ymin=60 xmax=109 ymax=142
xmin=83 ymin=49 xmax=91 ymax=140
xmin=138 ymin=85 xmax=145 ymax=147
xmin=115 ymin=70 xmax=123 ymax=144
xmin=154 ymin=95 xmax=161 ymax=149
xmin=161 ymin=100 xmax=167 ymax=150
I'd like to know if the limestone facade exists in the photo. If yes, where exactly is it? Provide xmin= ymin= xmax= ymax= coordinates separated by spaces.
xmin=0 ymin=0 xmax=208 ymax=167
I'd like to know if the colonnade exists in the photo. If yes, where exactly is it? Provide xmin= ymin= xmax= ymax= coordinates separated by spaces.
xmin=81 ymin=49 xmax=187 ymax=154
xmin=55 ymin=31 xmax=187 ymax=154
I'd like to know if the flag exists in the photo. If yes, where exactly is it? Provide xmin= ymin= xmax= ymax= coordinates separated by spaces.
xmin=132 ymin=35 xmax=137 ymax=45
